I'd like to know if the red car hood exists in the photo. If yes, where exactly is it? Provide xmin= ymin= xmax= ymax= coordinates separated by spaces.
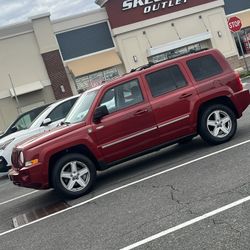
xmin=16 ymin=122 xmax=85 ymax=150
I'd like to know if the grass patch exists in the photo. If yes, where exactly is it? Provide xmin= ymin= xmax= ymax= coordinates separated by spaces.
xmin=240 ymin=71 xmax=250 ymax=78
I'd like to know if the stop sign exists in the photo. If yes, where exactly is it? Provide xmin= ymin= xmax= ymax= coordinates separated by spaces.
xmin=228 ymin=16 xmax=242 ymax=32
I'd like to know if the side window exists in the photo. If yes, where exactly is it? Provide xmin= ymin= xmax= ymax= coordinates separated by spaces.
xmin=14 ymin=114 xmax=33 ymax=131
xmin=187 ymin=55 xmax=223 ymax=81
xmin=47 ymin=98 xmax=77 ymax=123
xmin=99 ymin=79 xmax=143 ymax=114
xmin=146 ymin=65 xmax=187 ymax=97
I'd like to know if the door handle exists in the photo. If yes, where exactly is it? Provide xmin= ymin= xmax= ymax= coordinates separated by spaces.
xmin=179 ymin=93 xmax=192 ymax=99
xmin=135 ymin=109 xmax=148 ymax=116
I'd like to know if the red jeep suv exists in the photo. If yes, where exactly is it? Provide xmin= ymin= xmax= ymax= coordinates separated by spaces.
xmin=9 ymin=49 xmax=250 ymax=198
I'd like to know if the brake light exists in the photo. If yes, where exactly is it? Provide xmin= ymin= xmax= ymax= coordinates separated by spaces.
xmin=234 ymin=72 xmax=243 ymax=91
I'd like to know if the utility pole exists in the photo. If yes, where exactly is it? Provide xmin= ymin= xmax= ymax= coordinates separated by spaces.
xmin=8 ymin=74 xmax=21 ymax=114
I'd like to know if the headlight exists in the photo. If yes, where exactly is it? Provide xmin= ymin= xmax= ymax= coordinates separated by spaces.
xmin=0 ymin=138 xmax=15 ymax=150
xmin=18 ymin=151 xmax=24 ymax=166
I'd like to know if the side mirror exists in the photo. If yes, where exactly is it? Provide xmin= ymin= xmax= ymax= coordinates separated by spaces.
xmin=42 ymin=118 xmax=52 ymax=126
xmin=10 ymin=126 xmax=18 ymax=133
xmin=93 ymin=106 xmax=109 ymax=122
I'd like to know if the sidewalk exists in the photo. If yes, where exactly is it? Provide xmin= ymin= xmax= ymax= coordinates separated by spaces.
xmin=242 ymin=76 xmax=250 ymax=84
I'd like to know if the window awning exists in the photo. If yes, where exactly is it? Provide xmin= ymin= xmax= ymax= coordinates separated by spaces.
xmin=147 ymin=32 xmax=212 ymax=57
xmin=66 ymin=50 xmax=122 ymax=77
xmin=10 ymin=81 xmax=43 ymax=97
xmin=228 ymin=10 xmax=250 ymax=28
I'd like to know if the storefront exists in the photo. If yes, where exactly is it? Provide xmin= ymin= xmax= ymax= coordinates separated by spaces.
xmin=227 ymin=10 xmax=250 ymax=57
xmin=53 ymin=10 xmax=125 ymax=93
xmin=96 ymin=0 xmax=238 ymax=72
xmin=0 ymin=0 xmax=244 ymax=131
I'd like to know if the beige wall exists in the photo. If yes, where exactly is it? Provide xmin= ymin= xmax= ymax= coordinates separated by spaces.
xmin=53 ymin=9 xmax=108 ymax=33
xmin=227 ymin=9 xmax=250 ymax=28
xmin=31 ymin=14 xmax=59 ymax=54
xmin=0 ymin=85 xmax=55 ymax=131
xmin=0 ymin=32 xmax=50 ymax=92
xmin=114 ymin=4 xmax=238 ymax=72
xmin=0 ymin=27 xmax=56 ymax=131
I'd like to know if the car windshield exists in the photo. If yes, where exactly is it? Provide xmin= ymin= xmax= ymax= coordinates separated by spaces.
xmin=64 ymin=89 xmax=99 ymax=124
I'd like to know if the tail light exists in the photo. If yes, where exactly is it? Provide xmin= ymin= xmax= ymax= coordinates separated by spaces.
xmin=234 ymin=72 xmax=243 ymax=91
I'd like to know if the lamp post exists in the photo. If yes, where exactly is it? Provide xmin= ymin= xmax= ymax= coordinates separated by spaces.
xmin=8 ymin=74 xmax=21 ymax=114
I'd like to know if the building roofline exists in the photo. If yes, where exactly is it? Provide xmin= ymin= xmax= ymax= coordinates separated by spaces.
xmin=95 ymin=0 xmax=108 ymax=7
xmin=52 ymin=8 xmax=103 ymax=24
xmin=227 ymin=8 xmax=250 ymax=17
xmin=29 ymin=12 xmax=51 ymax=21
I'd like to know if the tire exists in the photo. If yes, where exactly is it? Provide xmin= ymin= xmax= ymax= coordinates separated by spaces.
xmin=52 ymin=153 xmax=96 ymax=199
xmin=199 ymin=104 xmax=237 ymax=145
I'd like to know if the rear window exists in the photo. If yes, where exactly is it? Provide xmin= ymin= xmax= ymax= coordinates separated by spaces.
xmin=187 ymin=55 xmax=223 ymax=81
xmin=146 ymin=65 xmax=187 ymax=97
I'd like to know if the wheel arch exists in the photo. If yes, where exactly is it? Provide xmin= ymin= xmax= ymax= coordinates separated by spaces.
xmin=197 ymin=96 xmax=239 ymax=131
xmin=48 ymin=145 xmax=99 ymax=188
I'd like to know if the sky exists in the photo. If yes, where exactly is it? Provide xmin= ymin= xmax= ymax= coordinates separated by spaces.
xmin=0 ymin=0 xmax=99 ymax=27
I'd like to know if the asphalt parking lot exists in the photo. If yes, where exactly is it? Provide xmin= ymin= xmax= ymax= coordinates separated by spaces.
xmin=0 ymin=81 xmax=250 ymax=250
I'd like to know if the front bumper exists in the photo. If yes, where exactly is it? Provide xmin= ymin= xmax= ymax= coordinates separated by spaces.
xmin=8 ymin=164 xmax=49 ymax=190
xmin=0 ymin=156 xmax=10 ymax=173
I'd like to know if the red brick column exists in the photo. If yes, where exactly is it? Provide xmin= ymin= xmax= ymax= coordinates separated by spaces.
xmin=42 ymin=50 xmax=73 ymax=99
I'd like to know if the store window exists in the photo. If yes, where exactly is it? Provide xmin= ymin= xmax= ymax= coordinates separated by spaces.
xmin=75 ymin=67 xmax=119 ymax=92
xmin=233 ymin=27 xmax=250 ymax=56
xmin=149 ymin=42 xmax=209 ymax=63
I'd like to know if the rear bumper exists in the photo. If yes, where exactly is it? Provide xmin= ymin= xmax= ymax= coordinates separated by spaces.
xmin=233 ymin=89 xmax=250 ymax=117
xmin=8 ymin=164 xmax=49 ymax=190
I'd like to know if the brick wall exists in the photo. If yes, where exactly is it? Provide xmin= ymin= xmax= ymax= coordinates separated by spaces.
xmin=42 ymin=50 xmax=73 ymax=99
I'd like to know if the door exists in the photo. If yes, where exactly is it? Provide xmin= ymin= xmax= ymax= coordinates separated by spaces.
xmin=143 ymin=63 xmax=198 ymax=143
xmin=92 ymin=78 xmax=159 ymax=163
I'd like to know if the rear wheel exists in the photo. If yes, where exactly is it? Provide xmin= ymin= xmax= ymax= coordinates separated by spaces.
xmin=199 ymin=104 xmax=237 ymax=145
xmin=52 ymin=153 xmax=96 ymax=199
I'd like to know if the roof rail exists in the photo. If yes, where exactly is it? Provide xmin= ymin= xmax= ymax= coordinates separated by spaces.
xmin=130 ymin=48 xmax=209 ymax=72
xmin=130 ymin=62 xmax=154 ymax=73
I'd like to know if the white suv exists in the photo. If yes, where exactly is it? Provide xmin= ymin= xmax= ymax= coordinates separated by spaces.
xmin=0 ymin=95 xmax=79 ymax=172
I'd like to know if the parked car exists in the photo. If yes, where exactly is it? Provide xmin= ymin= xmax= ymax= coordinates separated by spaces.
xmin=0 ymin=104 xmax=50 ymax=140
xmin=0 ymin=95 xmax=79 ymax=172
xmin=9 ymin=49 xmax=250 ymax=198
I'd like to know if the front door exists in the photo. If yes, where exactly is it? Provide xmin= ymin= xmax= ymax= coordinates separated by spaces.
xmin=92 ymin=77 xmax=159 ymax=163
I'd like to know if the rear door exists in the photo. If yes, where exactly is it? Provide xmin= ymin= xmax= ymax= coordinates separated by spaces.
xmin=143 ymin=63 xmax=199 ymax=144
xmin=92 ymin=77 xmax=159 ymax=163
xmin=186 ymin=54 xmax=224 ymax=95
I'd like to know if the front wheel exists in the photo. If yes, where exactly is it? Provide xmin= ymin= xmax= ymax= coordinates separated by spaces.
xmin=199 ymin=104 xmax=237 ymax=145
xmin=52 ymin=153 xmax=96 ymax=199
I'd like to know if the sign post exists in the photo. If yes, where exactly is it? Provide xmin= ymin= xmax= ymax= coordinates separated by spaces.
xmin=228 ymin=16 xmax=249 ymax=72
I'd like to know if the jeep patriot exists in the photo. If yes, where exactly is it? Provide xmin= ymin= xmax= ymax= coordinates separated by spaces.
xmin=9 ymin=49 xmax=250 ymax=198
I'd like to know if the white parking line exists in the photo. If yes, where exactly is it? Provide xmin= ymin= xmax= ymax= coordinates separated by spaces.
xmin=120 ymin=195 xmax=250 ymax=250
xmin=0 ymin=138 xmax=250 ymax=237
xmin=0 ymin=191 xmax=39 ymax=206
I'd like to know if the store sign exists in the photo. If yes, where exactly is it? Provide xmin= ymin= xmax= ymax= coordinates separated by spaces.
xmin=227 ymin=16 xmax=242 ymax=33
xmin=104 ymin=0 xmax=217 ymax=29
xmin=122 ymin=0 xmax=188 ymax=14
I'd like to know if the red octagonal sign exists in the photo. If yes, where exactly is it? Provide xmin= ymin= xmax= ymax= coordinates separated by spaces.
xmin=228 ymin=16 xmax=242 ymax=33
